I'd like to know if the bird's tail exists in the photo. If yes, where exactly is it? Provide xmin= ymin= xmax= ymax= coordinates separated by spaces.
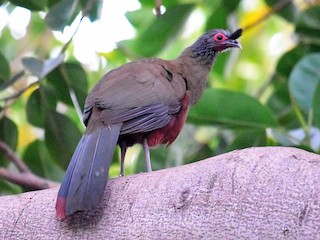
xmin=55 ymin=122 xmax=121 ymax=220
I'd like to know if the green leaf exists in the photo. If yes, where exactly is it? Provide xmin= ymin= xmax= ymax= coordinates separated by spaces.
xmin=265 ymin=0 xmax=298 ymax=22
xmin=59 ymin=63 xmax=88 ymax=110
xmin=0 ymin=180 xmax=22 ymax=195
xmin=137 ymin=0 xmax=179 ymax=8
xmin=274 ymin=44 xmax=320 ymax=77
xmin=225 ymin=130 xmax=266 ymax=152
xmin=45 ymin=0 xmax=78 ymax=31
xmin=44 ymin=111 xmax=82 ymax=169
xmin=22 ymin=57 xmax=44 ymax=78
xmin=313 ymin=83 xmax=320 ymax=129
xmin=267 ymin=85 xmax=298 ymax=129
xmin=188 ymin=89 xmax=278 ymax=129
xmin=26 ymin=86 xmax=57 ymax=128
xmin=0 ymin=117 xmax=18 ymax=166
xmin=23 ymin=140 xmax=65 ymax=181
xmin=223 ymin=0 xmax=240 ymax=12
xmin=268 ymin=45 xmax=320 ymax=128
xmin=42 ymin=54 xmax=65 ymax=77
xmin=120 ymin=4 xmax=194 ymax=57
xmin=0 ymin=52 xmax=10 ymax=83
xmin=205 ymin=5 xmax=227 ymax=30
xmin=79 ymin=0 xmax=102 ymax=21
xmin=47 ymin=68 xmax=72 ymax=105
xmin=22 ymin=54 xmax=64 ymax=79
xmin=125 ymin=7 xmax=154 ymax=30
xmin=9 ymin=0 xmax=47 ymax=11
xmin=296 ymin=5 xmax=320 ymax=39
xmin=289 ymin=53 xmax=320 ymax=113
xmin=47 ymin=63 xmax=88 ymax=111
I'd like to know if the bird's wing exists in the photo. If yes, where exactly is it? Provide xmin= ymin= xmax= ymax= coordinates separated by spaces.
xmin=83 ymin=59 xmax=187 ymax=134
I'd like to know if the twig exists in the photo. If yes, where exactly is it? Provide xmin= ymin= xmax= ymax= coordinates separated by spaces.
xmin=254 ymin=73 xmax=275 ymax=98
xmin=242 ymin=0 xmax=293 ymax=31
xmin=60 ymin=15 xmax=84 ymax=54
xmin=0 ymin=140 xmax=29 ymax=173
xmin=82 ymin=0 xmax=98 ymax=17
xmin=0 ymin=139 xmax=59 ymax=190
xmin=0 ymin=81 xmax=39 ymax=102
xmin=155 ymin=0 xmax=163 ymax=16
xmin=0 ymin=70 xmax=25 ymax=92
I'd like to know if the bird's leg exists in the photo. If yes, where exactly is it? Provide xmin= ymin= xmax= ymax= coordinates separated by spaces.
xmin=143 ymin=138 xmax=152 ymax=172
xmin=119 ymin=142 xmax=127 ymax=177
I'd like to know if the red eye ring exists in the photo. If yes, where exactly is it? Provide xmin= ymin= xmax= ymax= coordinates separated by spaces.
xmin=213 ymin=33 xmax=228 ymax=42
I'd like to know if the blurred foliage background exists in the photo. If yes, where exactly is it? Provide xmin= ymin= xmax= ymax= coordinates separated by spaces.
xmin=0 ymin=0 xmax=319 ymax=195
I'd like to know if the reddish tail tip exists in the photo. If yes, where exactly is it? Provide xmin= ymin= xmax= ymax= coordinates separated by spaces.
xmin=56 ymin=197 xmax=67 ymax=220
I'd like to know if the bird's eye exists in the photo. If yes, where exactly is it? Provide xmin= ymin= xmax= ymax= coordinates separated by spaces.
xmin=213 ymin=33 xmax=227 ymax=42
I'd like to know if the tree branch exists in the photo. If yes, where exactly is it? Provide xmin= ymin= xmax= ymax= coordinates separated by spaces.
xmin=0 ymin=168 xmax=58 ymax=190
xmin=242 ymin=0 xmax=293 ymax=31
xmin=155 ymin=0 xmax=163 ymax=16
xmin=0 ymin=139 xmax=59 ymax=190
xmin=0 ymin=81 xmax=39 ymax=102
xmin=0 ymin=140 xmax=29 ymax=173
xmin=0 ymin=147 xmax=320 ymax=239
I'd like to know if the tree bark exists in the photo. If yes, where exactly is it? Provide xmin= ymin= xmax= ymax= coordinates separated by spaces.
xmin=0 ymin=147 xmax=320 ymax=239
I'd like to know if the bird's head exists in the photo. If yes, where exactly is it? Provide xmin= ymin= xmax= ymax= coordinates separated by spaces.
xmin=195 ymin=28 xmax=242 ymax=53
xmin=211 ymin=28 xmax=242 ymax=52
xmin=189 ymin=28 xmax=242 ymax=60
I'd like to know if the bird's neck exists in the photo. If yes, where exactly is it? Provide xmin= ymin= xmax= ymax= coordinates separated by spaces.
xmin=173 ymin=46 xmax=218 ymax=106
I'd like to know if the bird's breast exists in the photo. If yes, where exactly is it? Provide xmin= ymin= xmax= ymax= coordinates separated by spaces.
xmin=146 ymin=93 xmax=190 ymax=147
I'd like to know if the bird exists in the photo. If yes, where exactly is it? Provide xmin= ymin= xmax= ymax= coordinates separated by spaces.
xmin=56 ymin=28 xmax=242 ymax=220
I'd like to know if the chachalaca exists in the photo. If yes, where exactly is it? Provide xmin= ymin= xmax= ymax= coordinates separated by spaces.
xmin=56 ymin=28 xmax=242 ymax=220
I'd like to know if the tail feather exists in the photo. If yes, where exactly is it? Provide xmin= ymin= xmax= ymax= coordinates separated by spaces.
xmin=56 ymin=123 xmax=121 ymax=219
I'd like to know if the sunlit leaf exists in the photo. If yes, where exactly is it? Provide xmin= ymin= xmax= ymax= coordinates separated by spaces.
xmin=125 ymin=7 xmax=154 ymax=30
xmin=0 ymin=117 xmax=18 ymax=166
xmin=289 ymin=53 xmax=320 ymax=113
xmin=44 ymin=111 xmax=82 ymax=169
xmin=120 ymin=4 xmax=194 ymax=57
xmin=188 ymin=89 xmax=278 ymax=129
xmin=45 ymin=0 xmax=78 ymax=31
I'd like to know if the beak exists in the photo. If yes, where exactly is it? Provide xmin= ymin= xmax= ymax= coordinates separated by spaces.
xmin=225 ymin=39 xmax=242 ymax=49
